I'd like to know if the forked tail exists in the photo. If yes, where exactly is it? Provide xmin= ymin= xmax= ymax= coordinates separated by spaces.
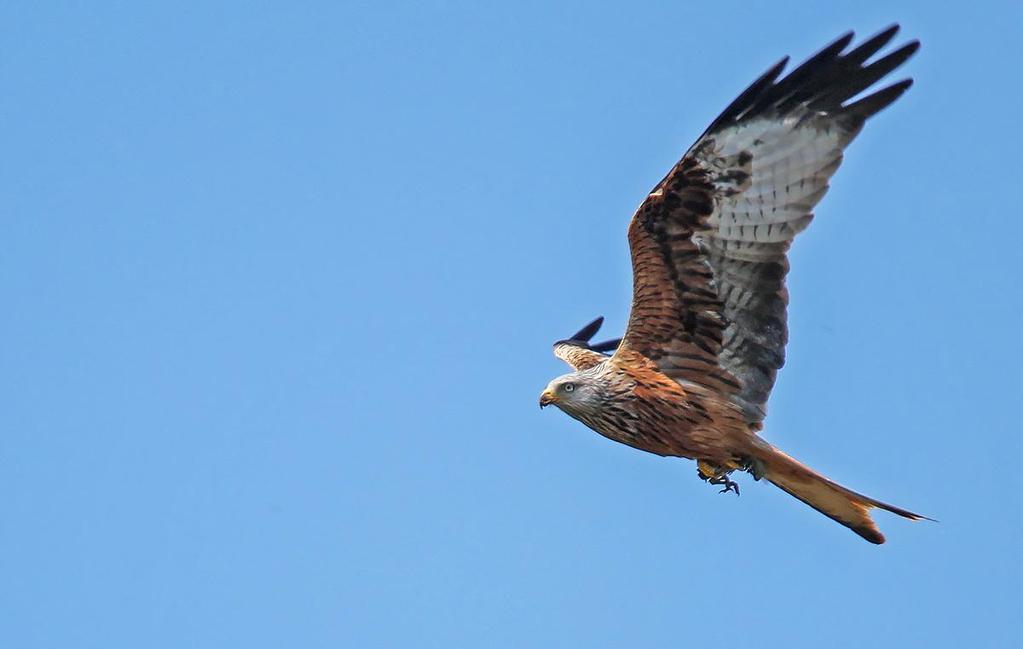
xmin=748 ymin=441 xmax=931 ymax=544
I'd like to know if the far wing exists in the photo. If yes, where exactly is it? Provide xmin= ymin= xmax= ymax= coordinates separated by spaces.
xmin=553 ymin=316 xmax=622 ymax=371
xmin=617 ymin=26 xmax=919 ymax=424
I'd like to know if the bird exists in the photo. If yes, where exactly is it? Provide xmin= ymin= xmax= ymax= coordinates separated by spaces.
xmin=538 ymin=26 xmax=931 ymax=544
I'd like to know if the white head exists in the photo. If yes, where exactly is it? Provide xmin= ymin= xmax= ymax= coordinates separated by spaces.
xmin=538 ymin=371 xmax=603 ymax=418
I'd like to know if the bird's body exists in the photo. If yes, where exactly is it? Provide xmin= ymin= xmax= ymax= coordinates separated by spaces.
xmin=539 ymin=26 xmax=930 ymax=544
xmin=555 ymin=351 xmax=749 ymax=462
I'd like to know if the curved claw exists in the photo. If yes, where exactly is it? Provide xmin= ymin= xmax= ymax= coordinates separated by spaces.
xmin=708 ymin=473 xmax=741 ymax=496
xmin=718 ymin=480 xmax=740 ymax=496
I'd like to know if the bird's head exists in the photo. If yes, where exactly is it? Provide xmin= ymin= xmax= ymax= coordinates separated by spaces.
xmin=539 ymin=372 xmax=601 ymax=416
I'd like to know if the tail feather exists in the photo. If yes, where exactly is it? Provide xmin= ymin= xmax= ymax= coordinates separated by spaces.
xmin=749 ymin=442 xmax=930 ymax=544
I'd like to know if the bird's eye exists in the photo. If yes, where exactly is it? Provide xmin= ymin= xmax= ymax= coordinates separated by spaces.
xmin=563 ymin=383 xmax=575 ymax=393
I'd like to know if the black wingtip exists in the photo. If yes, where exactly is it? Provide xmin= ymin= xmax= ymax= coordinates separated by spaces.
xmin=589 ymin=338 xmax=622 ymax=353
xmin=845 ymin=24 xmax=901 ymax=65
xmin=785 ymin=30 xmax=855 ymax=68
xmin=554 ymin=317 xmax=621 ymax=356
xmin=832 ymin=30 xmax=856 ymax=51
xmin=877 ymin=22 xmax=901 ymax=39
xmin=704 ymin=56 xmax=788 ymax=134
xmin=844 ymin=78 xmax=914 ymax=118
xmin=768 ymin=55 xmax=791 ymax=76
xmin=706 ymin=26 xmax=919 ymax=134
xmin=897 ymin=39 xmax=921 ymax=61
xmin=568 ymin=316 xmax=604 ymax=343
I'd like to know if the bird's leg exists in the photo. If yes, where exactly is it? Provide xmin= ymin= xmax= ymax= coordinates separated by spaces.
xmin=739 ymin=455 xmax=765 ymax=481
xmin=696 ymin=460 xmax=740 ymax=495
xmin=708 ymin=472 xmax=740 ymax=496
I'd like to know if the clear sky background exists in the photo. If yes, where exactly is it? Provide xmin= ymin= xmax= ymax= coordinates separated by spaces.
xmin=3 ymin=1 xmax=1022 ymax=647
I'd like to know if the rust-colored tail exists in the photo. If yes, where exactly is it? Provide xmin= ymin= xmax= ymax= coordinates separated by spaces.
xmin=748 ymin=441 xmax=930 ymax=544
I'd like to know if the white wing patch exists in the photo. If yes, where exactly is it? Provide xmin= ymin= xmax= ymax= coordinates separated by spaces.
xmin=700 ymin=116 xmax=850 ymax=245
xmin=689 ymin=113 xmax=859 ymax=422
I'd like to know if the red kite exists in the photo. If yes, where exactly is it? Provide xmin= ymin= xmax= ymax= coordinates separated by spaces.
xmin=540 ymin=26 xmax=930 ymax=543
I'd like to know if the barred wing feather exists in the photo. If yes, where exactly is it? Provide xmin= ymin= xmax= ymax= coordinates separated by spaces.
xmin=618 ymin=26 xmax=919 ymax=425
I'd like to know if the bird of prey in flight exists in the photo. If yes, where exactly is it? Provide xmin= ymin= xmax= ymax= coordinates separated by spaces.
xmin=539 ymin=26 xmax=930 ymax=543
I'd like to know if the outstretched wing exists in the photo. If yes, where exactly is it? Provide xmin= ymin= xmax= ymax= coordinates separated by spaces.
xmin=553 ymin=316 xmax=622 ymax=371
xmin=617 ymin=26 xmax=919 ymax=425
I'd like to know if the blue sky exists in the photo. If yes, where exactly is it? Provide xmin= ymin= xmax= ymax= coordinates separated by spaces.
xmin=3 ymin=1 xmax=1022 ymax=647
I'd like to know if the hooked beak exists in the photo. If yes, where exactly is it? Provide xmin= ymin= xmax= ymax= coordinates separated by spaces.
xmin=539 ymin=390 xmax=556 ymax=409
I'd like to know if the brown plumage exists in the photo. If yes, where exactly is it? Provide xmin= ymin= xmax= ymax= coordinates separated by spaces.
xmin=539 ymin=26 xmax=931 ymax=544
